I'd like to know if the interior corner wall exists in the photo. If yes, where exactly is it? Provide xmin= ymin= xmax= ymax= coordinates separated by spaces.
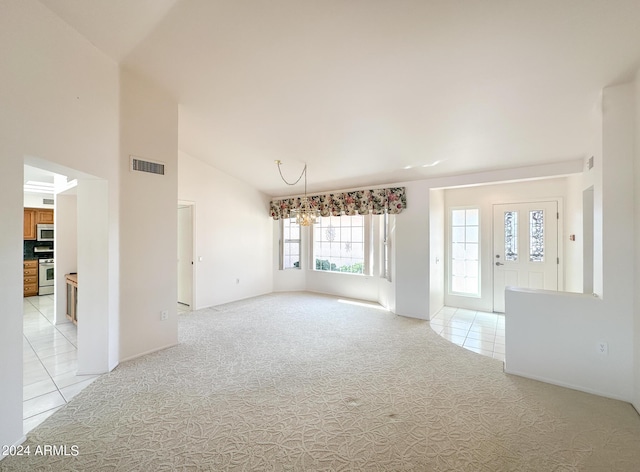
xmin=394 ymin=181 xmax=431 ymax=319
xmin=177 ymin=151 xmax=273 ymax=309
xmin=0 ymin=154 xmax=25 ymax=450
xmin=634 ymin=70 xmax=640 ymax=413
xmin=429 ymin=188 xmax=445 ymax=317
xmin=119 ymin=68 xmax=179 ymax=361
xmin=0 ymin=0 xmax=120 ymax=450
xmin=564 ymin=173 xmax=586 ymax=293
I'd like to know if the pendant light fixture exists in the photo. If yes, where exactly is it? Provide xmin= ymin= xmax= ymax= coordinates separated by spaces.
xmin=275 ymin=160 xmax=320 ymax=226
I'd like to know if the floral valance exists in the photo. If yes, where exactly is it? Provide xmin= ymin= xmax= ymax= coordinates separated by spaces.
xmin=270 ymin=187 xmax=406 ymax=220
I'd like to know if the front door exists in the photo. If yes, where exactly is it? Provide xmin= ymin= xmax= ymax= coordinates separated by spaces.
xmin=493 ymin=201 xmax=558 ymax=312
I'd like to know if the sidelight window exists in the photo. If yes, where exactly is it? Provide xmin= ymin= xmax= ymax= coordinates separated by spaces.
xmin=450 ymin=208 xmax=480 ymax=296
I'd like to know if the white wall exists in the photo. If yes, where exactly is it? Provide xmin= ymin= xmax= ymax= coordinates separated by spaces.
xmin=635 ymin=69 xmax=640 ymax=413
xmin=77 ymin=178 xmax=112 ymax=374
xmin=0 ymin=0 xmax=120 ymax=450
xmin=119 ymin=68 xmax=179 ymax=361
xmin=505 ymin=82 xmax=635 ymax=402
xmin=394 ymin=180 xmax=431 ymax=319
xmin=443 ymin=178 xmax=570 ymax=311
xmin=564 ymin=173 xmax=585 ymax=293
xmin=429 ymin=189 xmax=445 ymax=317
xmin=54 ymin=192 xmax=77 ymax=325
xmin=24 ymin=193 xmax=55 ymax=209
xmin=307 ymin=271 xmax=379 ymax=302
xmin=177 ymin=151 xmax=273 ymax=309
xmin=505 ymin=288 xmax=628 ymax=400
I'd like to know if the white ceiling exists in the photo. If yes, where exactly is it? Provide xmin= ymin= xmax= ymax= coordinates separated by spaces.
xmin=39 ymin=0 xmax=640 ymax=196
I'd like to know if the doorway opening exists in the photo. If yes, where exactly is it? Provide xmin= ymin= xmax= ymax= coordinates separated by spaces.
xmin=22 ymin=157 xmax=111 ymax=434
xmin=177 ymin=201 xmax=195 ymax=310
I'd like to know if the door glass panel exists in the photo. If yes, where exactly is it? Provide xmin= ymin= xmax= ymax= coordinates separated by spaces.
xmin=504 ymin=211 xmax=518 ymax=261
xmin=529 ymin=210 xmax=544 ymax=262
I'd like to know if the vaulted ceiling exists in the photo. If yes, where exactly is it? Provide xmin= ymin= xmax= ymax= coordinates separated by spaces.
xmin=39 ymin=0 xmax=640 ymax=196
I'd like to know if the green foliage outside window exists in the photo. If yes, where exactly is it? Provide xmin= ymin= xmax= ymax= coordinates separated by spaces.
xmin=315 ymin=259 xmax=364 ymax=274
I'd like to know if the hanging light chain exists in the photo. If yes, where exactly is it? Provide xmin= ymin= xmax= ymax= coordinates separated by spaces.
xmin=275 ymin=160 xmax=306 ymax=187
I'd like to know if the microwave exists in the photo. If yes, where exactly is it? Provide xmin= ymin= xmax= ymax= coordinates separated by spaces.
xmin=36 ymin=224 xmax=54 ymax=242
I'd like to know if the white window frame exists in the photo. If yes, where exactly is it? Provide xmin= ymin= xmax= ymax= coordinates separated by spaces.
xmin=382 ymin=212 xmax=391 ymax=281
xmin=449 ymin=207 xmax=481 ymax=297
xmin=280 ymin=218 xmax=301 ymax=270
xmin=312 ymin=214 xmax=371 ymax=275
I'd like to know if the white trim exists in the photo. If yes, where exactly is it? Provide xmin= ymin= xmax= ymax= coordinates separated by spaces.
xmin=503 ymin=367 xmax=629 ymax=403
xmin=0 ymin=436 xmax=28 ymax=462
xmin=118 ymin=342 xmax=179 ymax=364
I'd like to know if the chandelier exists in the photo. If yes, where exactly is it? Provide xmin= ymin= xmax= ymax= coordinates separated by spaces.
xmin=275 ymin=160 xmax=320 ymax=226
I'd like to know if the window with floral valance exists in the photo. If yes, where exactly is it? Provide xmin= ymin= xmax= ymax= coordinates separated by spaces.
xmin=269 ymin=187 xmax=406 ymax=220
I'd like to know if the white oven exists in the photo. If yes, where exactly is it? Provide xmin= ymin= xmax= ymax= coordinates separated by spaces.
xmin=38 ymin=258 xmax=54 ymax=295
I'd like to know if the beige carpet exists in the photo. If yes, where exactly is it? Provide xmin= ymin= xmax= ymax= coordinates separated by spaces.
xmin=2 ymin=292 xmax=640 ymax=471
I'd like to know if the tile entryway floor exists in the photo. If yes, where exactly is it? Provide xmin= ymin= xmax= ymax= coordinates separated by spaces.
xmin=22 ymin=295 xmax=99 ymax=435
xmin=429 ymin=306 xmax=506 ymax=362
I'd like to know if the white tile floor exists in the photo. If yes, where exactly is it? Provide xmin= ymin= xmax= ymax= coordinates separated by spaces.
xmin=22 ymin=295 xmax=100 ymax=435
xmin=429 ymin=306 xmax=506 ymax=362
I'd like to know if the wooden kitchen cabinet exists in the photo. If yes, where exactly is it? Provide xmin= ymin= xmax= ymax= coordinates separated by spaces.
xmin=23 ymin=209 xmax=37 ymax=240
xmin=23 ymin=208 xmax=54 ymax=240
xmin=23 ymin=260 xmax=38 ymax=297
xmin=36 ymin=209 xmax=54 ymax=224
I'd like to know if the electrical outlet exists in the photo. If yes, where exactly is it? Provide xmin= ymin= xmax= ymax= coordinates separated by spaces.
xmin=597 ymin=341 xmax=608 ymax=355
xmin=161 ymin=310 xmax=169 ymax=321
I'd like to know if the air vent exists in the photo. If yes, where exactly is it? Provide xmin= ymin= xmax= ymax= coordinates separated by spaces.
xmin=130 ymin=156 xmax=165 ymax=175
xmin=42 ymin=198 xmax=54 ymax=205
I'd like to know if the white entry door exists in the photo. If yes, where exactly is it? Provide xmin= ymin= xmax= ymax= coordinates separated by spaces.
xmin=493 ymin=201 xmax=558 ymax=312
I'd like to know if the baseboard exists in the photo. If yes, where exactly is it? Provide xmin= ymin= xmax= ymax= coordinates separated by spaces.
xmin=119 ymin=342 xmax=179 ymax=364
xmin=504 ymin=367 xmax=630 ymax=403
xmin=0 ymin=435 xmax=27 ymax=462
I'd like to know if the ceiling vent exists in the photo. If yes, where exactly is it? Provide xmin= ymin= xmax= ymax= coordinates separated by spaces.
xmin=42 ymin=198 xmax=54 ymax=205
xmin=130 ymin=156 xmax=165 ymax=176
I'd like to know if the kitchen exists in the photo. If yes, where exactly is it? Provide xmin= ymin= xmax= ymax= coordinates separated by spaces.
xmin=23 ymin=164 xmax=78 ymax=315
xmin=23 ymin=206 xmax=55 ymax=298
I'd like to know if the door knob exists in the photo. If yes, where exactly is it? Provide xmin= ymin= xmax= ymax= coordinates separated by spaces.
xmin=495 ymin=262 xmax=504 ymax=266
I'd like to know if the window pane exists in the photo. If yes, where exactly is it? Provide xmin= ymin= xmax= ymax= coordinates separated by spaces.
xmin=452 ymin=227 xmax=465 ymax=243
xmin=530 ymin=210 xmax=544 ymax=262
xmin=315 ymin=215 xmax=368 ymax=274
xmin=464 ymin=277 xmax=478 ymax=294
xmin=465 ymin=243 xmax=478 ymax=260
xmin=504 ymin=211 xmax=518 ymax=262
xmin=465 ymin=226 xmax=478 ymax=243
xmin=282 ymin=219 xmax=300 ymax=270
xmin=452 ymin=210 xmax=466 ymax=226
xmin=452 ymin=276 xmax=465 ymax=293
xmin=452 ymin=243 xmax=465 ymax=260
xmin=452 ymin=260 xmax=465 ymax=276
xmin=466 ymin=209 xmax=479 ymax=226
